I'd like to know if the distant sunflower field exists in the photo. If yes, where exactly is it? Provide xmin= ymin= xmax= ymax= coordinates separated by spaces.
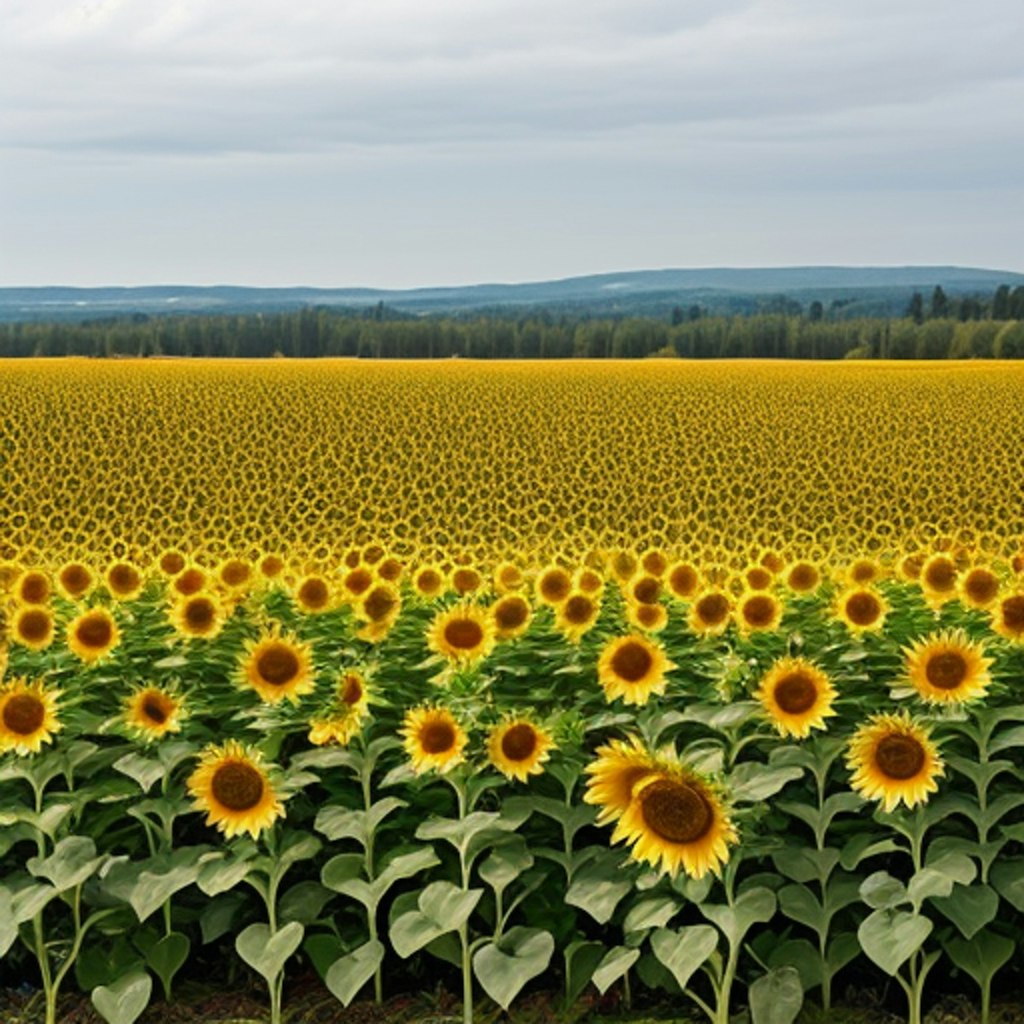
xmin=2 ymin=359 xmax=1024 ymax=1024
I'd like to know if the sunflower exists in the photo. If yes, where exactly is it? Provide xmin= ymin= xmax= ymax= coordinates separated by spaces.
xmin=666 ymin=562 xmax=700 ymax=600
xmin=897 ymin=552 xmax=925 ymax=582
xmin=487 ymin=719 xmax=554 ymax=782
xmin=535 ymin=565 xmax=572 ymax=606
xmin=754 ymin=658 xmax=837 ymax=738
xmin=171 ymin=565 xmax=207 ymax=598
xmin=412 ymin=565 xmax=447 ymax=599
xmin=11 ymin=606 xmax=55 ymax=651
xmin=575 ymin=567 xmax=605 ymax=596
xmin=736 ymin=591 xmax=783 ymax=634
xmin=106 ymin=562 xmax=144 ymax=601
xmin=785 ymin=561 xmax=821 ymax=594
xmin=187 ymin=740 xmax=285 ymax=839
xmin=169 ymin=592 xmax=226 ymax=640
xmin=555 ymin=591 xmax=601 ymax=643
xmin=217 ymin=558 xmax=253 ymax=593
xmin=258 ymin=554 xmax=286 ymax=580
xmin=609 ymin=551 xmax=638 ymax=584
xmin=847 ymin=712 xmax=944 ymax=811
xmin=960 ymin=567 xmax=1000 ymax=610
xmin=294 ymin=574 xmax=333 ymax=614
xmin=308 ymin=671 xmax=371 ymax=746
xmin=239 ymin=631 xmax=314 ymax=704
xmin=640 ymin=548 xmax=669 ymax=578
xmin=493 ymin=561 xmax=525 ymax=594
xmin=156 ymin=549 xmax=187 ymax=577
xmin=584 ymin=735 xmax=661 ymax=826
xmin=627 ymin=574 xmax=662 ymax=606
xmin=627 ymin=600 xmax=668 ymax=633
xmin=920 ymin=554 xmax=959 ymax=606
xmin=991 ymin=592 xmax=1024 ymax=642
xmin=903 ymin=630 xmax=991 ymax=704
xmin=743 ymin=565 xmax=774 ymax=591
xmin=341 ymin=566 xmax=374 ymax=600
xmin=377 ymin=556 xmax=404 ymax=583
xmin=491 ymin=594 xmax=533 ymax=640
xmin=357 ymin=583 xmax=401 ymax=626
xmin=0 ymin=678 xmax=61 ymax=755
xmin=835 ymin=587 xmax=887 ymax=634
xmin=426 ymin=604 xmax=496 ymax=666
xmin=124 ymin=686 xmax=185 ymax=741
xmin=687 ymin=589 xmax=733 ymax=636
xmin=847 ymin=558 xmax=882 ymax=585
xmin=56 ymin=562 xmax=94 ymax=600
xmin=400 ymin=706 xmax=468 ymax=774
xmin=615 ymin=768 xmax=737 ymax=879
xmin=451 ymin=566 xmax=484 ymax=596
xmin=597 ymin=634 xmax=675 ymax=706
xmin=14 ymin=570 xmax=50 ymax=606
xmin=67 ymin=607 xmax=120 ymax=663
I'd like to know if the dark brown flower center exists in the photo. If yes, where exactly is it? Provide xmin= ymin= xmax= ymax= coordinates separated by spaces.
xmin=221 ymin=560 xmax=251 ymax=587
xmin=578 ymin=569 xmax=603 ymax=594
xmin=142 ymin=695 xmax=170 ymax=724
xmin=495 ymin=597 xmax=529 ymax=631
xmin=416 ymin=569 xmax=442 ymax=593
xmin=20 ymin=573 xmax=50 ymax=604
xmin=420 ymin=720 xmax=456 ymax=754
xmin=344 ymin=568 xmax=373 ymax=596
xmin=539 ymin=570 xmax=571 ymax=603
xmin=108 ymin=564 xmax=140 ymax=595
xmin=184 ymin=597 xmax=216 ymax=632
xmin=211 ymin=762 xmax=264 ymax=811
xmin=924 ymin=558 xmax=957 ymax=592
xmin=563 ymin=594 xmax=596 ymax=625
xmin=299 ymin=577 xmax=330 ymax=608
xmin=631 ymin=577 xmax=661 ymax=605
xmin=174 ymin=568 xmax=205 ymax=596
xmin=160 ymin=552 xmax=186 ymax=575
xmin=850 ymin=561 xmax=878 ymax=583
xmin=642 ymin=551 xmax=668 ymax=576
xmin=1001 ymin=596 xmax=1024 ymax=633
xmin=963 ymin=569 xmax=998 ymax=605
xmin=497 ymin=565 xmax=523 ymax=589
xmin=610 ymin=640 xmax=654 ymax=683
xmin=742 ymin=594 xmax=777 ymax=627
xmin=444 ymin=618 xmax=484 ymax=650
xmin=60 ymin=564 xmax=92 ymax=595
xmin=3 ymin=694 xmax=46 ymax=736
xmin=773 ymin=671 xmax=819 ymax=714
xmin=746 ymin=567 xmax=772 ymax=590
xmin=875 ymin=734 xmax=926 ymax=780
xmin=340 ymin=674 xmax=364 ymax=705
xmin=76 ymin=612 xmax=113 ymax=649
xmin=364 ymin=586 xmax=398 ymax=622
xmin=500 ymin=723 xmax=538 ymax=762
xmin=669 ymin=564 xmax=699 ymax=597
xmin=640 ymin=779 xmax=714 ymax=844
xmin=18 ymin=609 xmax=52 ymax=643
xmin=787 ymin=563 xmax=819 ymax=592
xmin=260 ymin=555 xmax=284 ymax=578
xmin=256 ymin=644 xmax=301 ymax=686
xmin=363 ymin=544 xmax=385 ymax=564
xmin=695 ymin=593 xmax=730 ymax=626
xmin=845 ymin=591 xmax=881 ymax=626
xmin=452 ymin=568 xmax=482 ymax=594
xmin=901 ymin=555 xmax=924 ymax=579
xmin=378 ymin=557 xmax=403 ymax=581
xmin=636 ymin=604 xmax=663 ymax=628
xmin=925 ymin=651 xmax=968 ymax=690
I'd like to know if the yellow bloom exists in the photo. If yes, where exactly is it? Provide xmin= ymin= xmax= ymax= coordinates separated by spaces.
xmin=412 ymin=565 xmax=447 ymax=599
xmin=216 ymin=558 xmax=254 ymax=593
xmin=959 ymin=566 xmax=1000 ymax=610
xmin=67 ymin=607 xmax=120 ymax=663
xmin=991 ymin=592 xmax=1024 ymax=643
xmin=451 ymin=566 xmax=484 ymax=596
xmin=736 ymin=590 xmax=783 ymax=634
xmin=847 ymin=712 xmax=943 ymax=811
xmin=156 ymin=549 xmax=187 ymax=577
xmin=627 ymin=600 xmax=668 ymax=633
xmin=239 ymin=631 xmax=314 ymax=704
xmin=56 ymin=562 xmax=94 ymax=601
xmin=187 ymin=740 xmax=285 ymax=839
xmin=487 ymin=719 xmax=554 ymax=782
xmin=785 ymin=561 xmax=821 ymax=594
xmin=615 ymin=768 xmax=737 ymax=879
xmin=308 ymin=671 xmax=371 ymax=746
xmin=904 ymin=630 xmax=992 ymax=705
xmin=919 ymin=553 xmax=959 ymax=607
xmin=754 ymin=658 xmax=837 ymax=738
xmin=11 ymin=606 xmax=55 ymax=651
xmin=106 ymin=562 xmax=144 ymax=601
xmin=491 ymin=594 xmax=533 ymax=640
xmin=835 ymin=587 xmax=887 ymax=634
xmin=493 ymin=561 xmax=525 ymax=595
xmin=169 ymin=592 xmax=227 ymax=640
xmin=555 ymin=591 xmax=601 ymax=643
xmin=401 ymin=706 xmax=468 ymax=774
xmin=583 ymin=735 xmax=660 ymax=826
xmin=597 ymin=634 xmax=675 ymax=706
xmin=294 ymin=573 xmax=333 ymax=613
xmin=687 ymin=589 xmax=732 ymax=636
xmin=666 ymin=562 xmax=700 ymax=600
xmin=124 ymin=687 xmax=184 ymax=741
xmin=535 ymin=565 xmax=572 ymax=606
xmin=0 ymin=678 xmax=61 ymax=755
xmin=426 ymin=604 xmax=496 ymax=666
xmin=13 ymin=570 xmax=50 ymax=606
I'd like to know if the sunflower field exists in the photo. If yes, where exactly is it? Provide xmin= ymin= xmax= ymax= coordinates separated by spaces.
xmin=2 ymin=359 xmax=1024 ymax=1024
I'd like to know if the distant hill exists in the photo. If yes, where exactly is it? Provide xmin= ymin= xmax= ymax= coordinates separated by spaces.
xmin=2 ymin=266 xmax=1023 ymax=322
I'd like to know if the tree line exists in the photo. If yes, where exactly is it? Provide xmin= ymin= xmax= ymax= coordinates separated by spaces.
xmin=1 ymin=286 xmax=1023 ymax=360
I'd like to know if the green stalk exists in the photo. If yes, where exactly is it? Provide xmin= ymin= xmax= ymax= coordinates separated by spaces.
xmin=361 ymin=759 xmax=384 ymax=1004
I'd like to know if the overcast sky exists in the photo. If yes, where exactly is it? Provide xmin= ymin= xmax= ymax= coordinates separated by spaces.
xmin=2 ymin=0 xmax=1023 ymax=287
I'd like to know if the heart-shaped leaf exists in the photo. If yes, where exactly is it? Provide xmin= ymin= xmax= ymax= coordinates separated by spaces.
xmin=858 ymin=909 xmax=932 ymax=975
xmin=591 ymin=945 xmax=640 ymax=994
xmin=28 ymin=836 xmax=104 ymax=892
xmin=701 ymin=887 xmax=776 ymax=948
xmin=91 ymin=971 xmax=152 ymax=1024
xmin=147 ymin=932 xmax=189 ymax=999
xmin=325 ymin=939 xmax=385 ymax=1007
xmin=389 ymin=882 xmax=482 ymax=958
xmin=651 ymin=925 xmax=719 ymax=990
xmin=235 ymin=921 xmax=304 ymax=983
xmin=749 ymin=966 xmax=803 ymax=1024
xmin=932 ymin=883 xmax=998 ymax=939
xmin=131 ymin=864 xmax=200 ymax=923
xmin=945 ymin=929 xmax=1015 ymax=989
xmin=0 ymin=889 xmax=17 ymax=956
xmin=473 ymin=927 xmax=554 ymax=1009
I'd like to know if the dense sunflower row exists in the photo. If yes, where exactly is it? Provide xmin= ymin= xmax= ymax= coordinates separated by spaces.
xmin=3 ymin=544 xmax=1024 ymax=1024
xmin=2 ymin=359 xmax=1024 ymax=566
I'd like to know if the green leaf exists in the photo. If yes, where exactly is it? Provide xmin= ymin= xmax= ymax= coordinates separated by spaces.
xmin=27 ymin=836 xmax=104 ymax=891
xmin=767 ymin=939 xmax=821 ymax=991
xmin=235 ymin=921 xmax=304 ymax=984
xmin=325 ymin=940 xmax=385 ymax=1007
xmin=990 ymin=859 xmax=1024 ymax=911
xmin=276 ymin=832 xmax=322 ymax=872
xmin=749 ymin=966 xmax=803 ymax=1024
xmin=772 ymin=845 xmax=839 ymax=885
xmin=304 ymin=933 xmax=346 ymax=981
xmin=729 ymin=763 xmax=804 ymax=803
xmin=564 ymin=940 xmax=605 ymax=1005
xmin=373 ymin=847 xmax=440 ymax=897
xmin=91 ymin=971 xmax=152 ymax=1024
xmin=199 ymin=892 xmax=245 ymax=945
xmin=925 ymin=850 xmax=978 ymax=886
xmin=0 ymin=889 xmax=17 ymax=957
xmin=473 ymin=927 xmax=554 ymax=1010
xmin=825 ymin=932 xmax=861 ymax=974
xmin=196 ymin=855 xmax=252 ymax=897
xmin=316 ymin=800 xmax=405 ymax=847
xmin=906 ymin=868 xmax=957 ymax=911
xmin=623 ymin=895 xmax=679 ymax=934
xmin=321 ymin=853 xmax=365 ymax=892
xmin=932 ymin=883 xmax=998 ymax=939
xmin=857 ymin=909 xmax=932 ymax=975
xmin=130 ymin=863 xmax=201 ymax=923
xmin=945 ymin=929 xmax=1015 ymax=990
xmin=479 ymin=838 xmax=533 ymax=897
xmin=389 ymin=882 xmax=483 ymax=958
xmin=650 ymin=925 xmax=719 ymax=990
xmin=859 ymin=871 xmax=907 ymax=911
xmin=147 ymin=932 xmax=189 ymax=999
xmin=591 ymin=946 xmax=640 ymax=995
xmin=988 ymin=724 xmax=1024 ymax=754
xmin=113 ymin=753 xmax=165 ymax=794
xmin=778 ymin=884 xmax=825 ymax=936
xmin=11 ymin=882 xmax=57 ymax=922
xmin=700 ymin=887 xmax=776 ymax=948
xmin=839 ymin=834 xmax=903 ymax=870
xmin=279 ymin=881 xmax=333 ymax=925
xmin=565 ymin=852 xmax=634 ymax=925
